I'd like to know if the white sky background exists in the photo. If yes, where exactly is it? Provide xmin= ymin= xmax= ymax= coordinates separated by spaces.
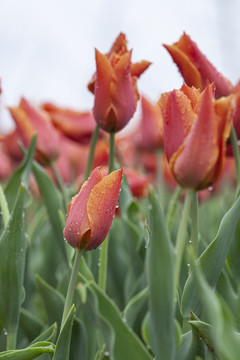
xmin=1 ymin=0 xmax=240 ymax=132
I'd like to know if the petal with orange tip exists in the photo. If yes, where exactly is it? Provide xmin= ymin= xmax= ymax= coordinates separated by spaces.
xmin=164 ymin=33 xmax=232 ymax=98
xmin=86 ymin=169 xmax=123 ymax=250
xmin=164 ymin=43 xmax=202 ymax=91
xmin=130 ymin=60 xmax=152 ymax=78
xmin=93 ymin=49 xmax=114 ymax=129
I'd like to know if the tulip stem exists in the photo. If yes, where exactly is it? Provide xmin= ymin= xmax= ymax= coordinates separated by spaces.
xmin=60 ymin=250 xmax=82 ymax=332
xmin=98 ymin=235 xmax=109 ymax=291
xmin=98 ymin=132 xmax=115 ymax=292
xmin=190 ymin=191 xmax=199 ymax=260
xmin=108 ymin=132 xmax=115 ymax=173
xmin=173 ymin=190 xmax=192 ymax=310
xmin=166 ymin=186 xmax=182 ymax=232
xmin=156 ymin=149 xmax=164 ymax=205
xmin=230 ymin=126 xmax=240 ymax=196
xmin=84 ymin=125 xmax=100 ymax=180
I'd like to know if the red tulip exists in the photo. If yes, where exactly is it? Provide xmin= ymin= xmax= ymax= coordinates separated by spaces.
xmin=164 ymin=33 xmax=232 ymax=99
xmin=159 ymin=84 xmax=235 ymax=190
xmin=89 ymin=33 xmax=151 ymax=132
xmin=9 ymin=98 xmax=60 ymax=165
xmin=63 ymin=167 xmax=123 ymax=251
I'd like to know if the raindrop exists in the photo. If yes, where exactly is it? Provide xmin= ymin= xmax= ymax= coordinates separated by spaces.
xmin=122 ymin=317 xmax=127 ymax=323
xmin=104 ymin=351 xmax=110 ymax=356
xmin=208 ymin=186 xmax=213 ymax=192
xmin=187 ymin=263 xmax=190 ymax=267
xmin=3 ymin=328 xmax=7 ymax=336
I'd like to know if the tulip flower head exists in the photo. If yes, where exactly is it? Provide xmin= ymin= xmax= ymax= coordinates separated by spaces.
xmin=164 ymin=33 xmax=232 ymax=99
xmin=9 ymin=98 xmax=60 ymax=165
xmin=159 ymin=83 xmax=236 ymax=190
xmin=136 ymin=95 xmax=164 ymax=151
xmin=89 ymin=33 xmax=151 ymax=132
xmin=63 ymin=166 xmax=123 ymax=251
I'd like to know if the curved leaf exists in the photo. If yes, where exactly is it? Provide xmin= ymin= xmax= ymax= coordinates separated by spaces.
xmin=182 ymin=194 xmax=240 ymax=317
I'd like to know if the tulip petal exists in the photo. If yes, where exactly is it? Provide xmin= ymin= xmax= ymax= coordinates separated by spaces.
xmin=164 ymin=33 xmax=232 ymax=98
xmin=86 ymin=169 xmax=123 ymax=250
xmin=110 ymin=51 xmax=137 ymax=131
xmin=93 ymin=49 xmax=114 ymax=129
xmin=139 ymin=96 xmax=163 ymax=150
xmin=42 ymin=103 xmax=96 ymax=144
xmin=171 ymin=85 xmax=220 ymax=190
xmin=130 ymin=60 xmax=151 ymax=78
xmin=64 ymin=167 xmax=103 ymax=249
xmin=159 ymin=89 xmax=196 ymax=161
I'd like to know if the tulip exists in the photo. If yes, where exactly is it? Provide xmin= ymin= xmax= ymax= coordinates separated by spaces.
xmin=159 ymin=83 xmax=236 ymax=190
xmin=9 ymin=98 xmax=60 ymax=165
xmin=63 ymin=166 xmax=123 ymax=251
xmin=136 ymin=96 xmax=164 ymax=151
xmin=42 ymin=103 xmax=96 ymax=144
xmin=164 ymin=33 xmax=232 ymax=99
xmin=89 ymin=33 xmax=151 ymax=132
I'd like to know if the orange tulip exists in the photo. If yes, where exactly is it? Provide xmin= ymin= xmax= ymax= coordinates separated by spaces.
xmin=9 ymin=98 xmax=60 ymax=165
xmin=89 ymin=33 xmax=151 ymax=132
xmin=159 ymin=83 xmax=235 ymax=190
xmin=164 ymin=33 xmax=232 ymax=99
xmin=42 ymin=103 xmax=96 ymax=144
xmin=136 ymin=95 xmax=164 ymax=151
xmin=63 ymin=166 xmax=123 ymax=251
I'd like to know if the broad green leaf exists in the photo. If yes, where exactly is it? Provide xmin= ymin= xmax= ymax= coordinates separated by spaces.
xmin=0 ymin=186 xmax=9 ymax=229
xmin=52 ymin=305 xmax=75 ymax=360
xmin=81 ymin=277 xmax=152 ymax=360
xmin=35 ymin=275 xmax=64 ymax=327
xmin=32 ymin=161 xmax=68 ymax=266
xmin=31 ymin=323 xmax=58 ymax=344
xmin=182 ymin=194 xmax=240 ymax=317
xmin=146 ymin=189 xmax=175 ymax=360
xmin=122 ymin=288 xmax=148 ymax=328
xmin=0 ymin=185 xmax=26 ymax=339
xmin=175 ymin=330 xmax=205 ymax=360
xmin=5 ymin=136 xmax=36 ymax=211
xmin=0 ymin=341 xmax=55 ymax=359
xmin=190 ymin=251 xmax=240 ymax=360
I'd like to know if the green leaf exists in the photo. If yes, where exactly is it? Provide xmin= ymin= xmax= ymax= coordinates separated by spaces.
xmin=147 ymin=189 xmax=176 ymax=360
xmin=0 ymin=185 xmax=26 ymax=339
xmin=0 ymin=341 xmax=55 ymax=359
xmin=122 ymin=288 xmax=148 ymax=328
xmin=32 ymin=161 xmax=68 ymax=266
xmin=52 ymin=305 xmax=75 ymax=360
xmin=31 ymin=323 xmax=58 ymax=345
xmin=182 ymin=194 xmax=240 ymax=317
xmin=35 ymin=274 xmax=64 ymax=327
xmin=190 ymin=250 xmax=240 ymax=360
xmin=0 ymin=186 xmax=9 ymax=229
xmin=5 ymin=136 xmax=36 ymax=211
xmin=81 ymin=278 xmax=152 ymax=360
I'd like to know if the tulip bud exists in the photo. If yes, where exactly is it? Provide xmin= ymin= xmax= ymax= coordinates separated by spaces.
xmin=89 ymin=33 xmax=151 ymax=133
xmin=63 ymin=167 xmax=123 ymax=251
